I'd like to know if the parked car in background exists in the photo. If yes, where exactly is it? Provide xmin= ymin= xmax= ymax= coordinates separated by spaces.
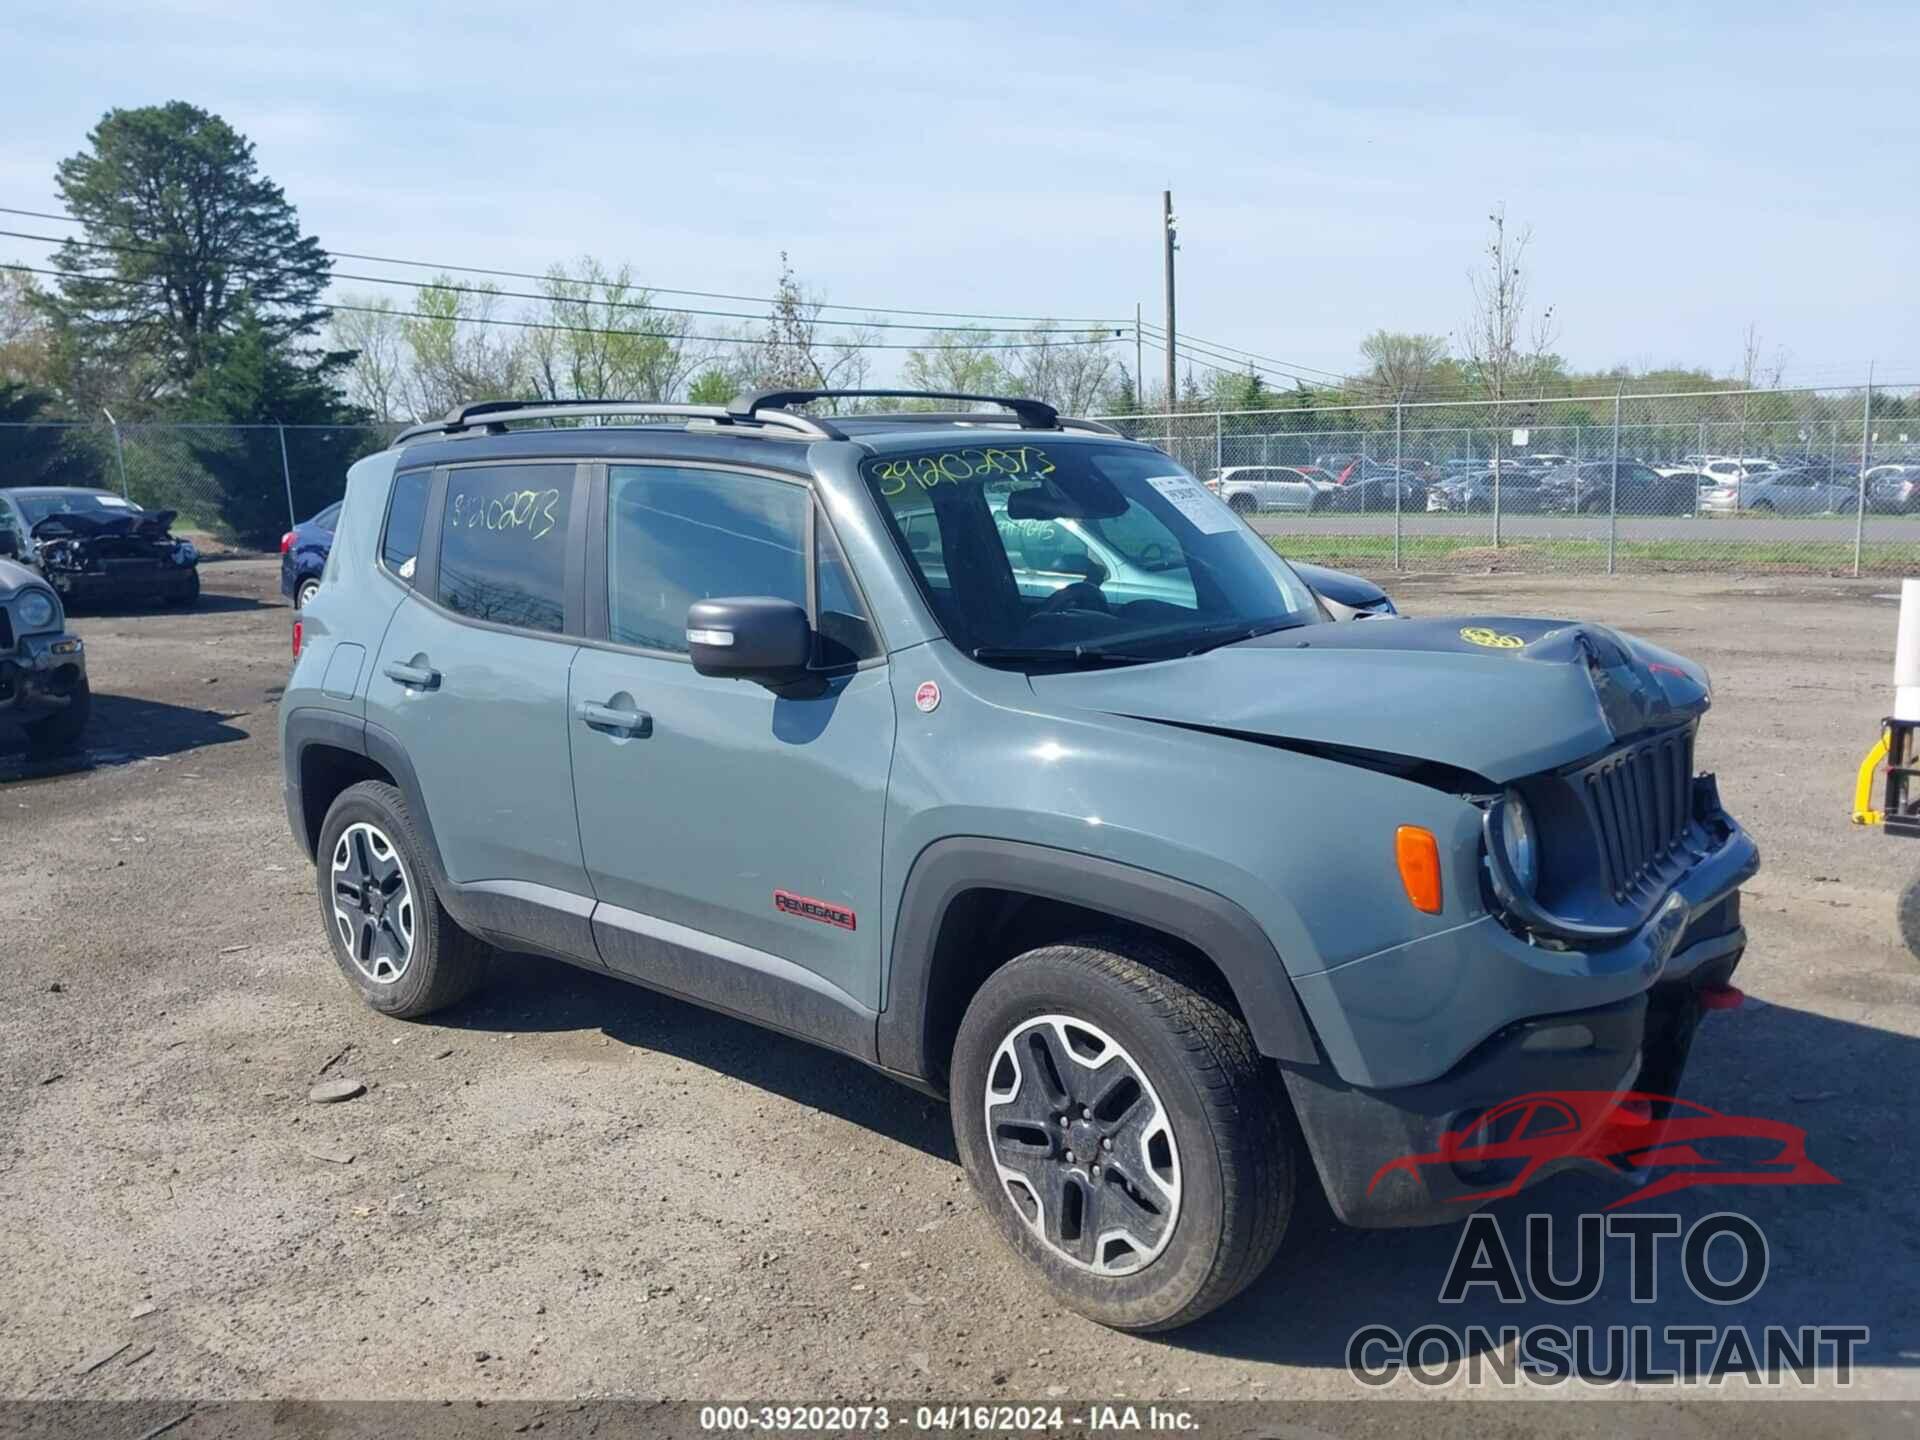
xmin=1206 ymin=466 xmax=1332 ymax=514
xmin=1322 ymin=472 xmax=1426 ymax=513
xmin=1867 ymin=465 xmax=1920 ymax=514
xmin=0 ymin=487 xmax=200 ymax=608
xmin=1426 ymin=467 xmax=1549 ymax=514
xmin=281 ymin=501 xmax=342 ymax=607
xmin=0 ymin=546 xmax=89 ymax=750
xmin=1541 ymin=461 xmax=1700 ymax=516
xmin=1286 ymin=560 xmax=1397 ymax=619
xmin=1699 ymin=467 xmax=1862 ymax=516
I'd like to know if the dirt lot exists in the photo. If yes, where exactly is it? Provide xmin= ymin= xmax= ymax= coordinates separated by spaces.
xmin=2 ymin=558 xmax=1916 ymax=1412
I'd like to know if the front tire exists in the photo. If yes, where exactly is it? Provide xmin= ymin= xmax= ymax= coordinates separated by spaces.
xmin=1899 ymin=871 xmax=1920 ymax=962
xmin=315 ymin=780 xmax=490 ymax=1018
xmin=950 ymin=937 xmax=1296 ymax=1332
xmin=1227 ymin=494 xmax=1257 ymax=516
xmin=166 ymin=570 xmax=200 ymax=607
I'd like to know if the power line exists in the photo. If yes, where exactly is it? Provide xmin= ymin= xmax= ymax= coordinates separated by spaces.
xmin=1138 ymin=319 xmax=1358 ymax=387
xmin=1 ymin=226 xmax=1127 ymax=339
xmin=0 ymin=203 xmax=1131 ymax=328
xmin=0 ymin=261 xmax=1123 ymax=352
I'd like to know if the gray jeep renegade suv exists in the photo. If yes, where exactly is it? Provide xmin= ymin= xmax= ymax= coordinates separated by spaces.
xmin=280 ymin=389 xmax=1759 ymax=1331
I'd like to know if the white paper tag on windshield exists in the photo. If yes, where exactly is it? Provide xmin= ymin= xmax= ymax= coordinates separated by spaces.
xmin=1146 ymin=475 xmax=1237 ymax=535
xmin=97 ymin=495 xmax=132 ymax=507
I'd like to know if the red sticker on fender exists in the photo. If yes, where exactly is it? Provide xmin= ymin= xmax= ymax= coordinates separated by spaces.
xmin=774 ymin=890 xmax=856 ymax=931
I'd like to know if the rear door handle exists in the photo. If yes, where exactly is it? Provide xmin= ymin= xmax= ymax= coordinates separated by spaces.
xmin=383 ymin=660 xmax=440 ymax=690
xmin=576 ymin=700 xmax=652 ymax=737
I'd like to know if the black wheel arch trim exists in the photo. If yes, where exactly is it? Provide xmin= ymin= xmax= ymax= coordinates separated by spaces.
xmin=877 ymin=837 xmax=1321 ymax=1084
xmin=282 ymin=706 xmax=373 ymax=861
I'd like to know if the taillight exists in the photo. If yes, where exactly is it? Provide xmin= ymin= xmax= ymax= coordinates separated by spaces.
xmin=291 ymin=619 xmax=303 ymax=658
xmin=280 ymin=531 xmax=295 ymax=554
xmin=1204 ymin=479 xmax=1220 ymax=492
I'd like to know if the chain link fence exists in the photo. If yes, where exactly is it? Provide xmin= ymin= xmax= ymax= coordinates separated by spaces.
xmin=0 ymin=421 xmax=402 ymax=548
xmin=1095 ymin=384 xmax=1920 ymax=577
xmin=5 ymin=385 xmax=1919 ymax=572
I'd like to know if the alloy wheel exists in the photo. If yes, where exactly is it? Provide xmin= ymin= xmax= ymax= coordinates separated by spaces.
xmin=330 ymin=821 xmax=416 ymax=984
xmin=983 ymin=1014 xmax=1181 ymax=1276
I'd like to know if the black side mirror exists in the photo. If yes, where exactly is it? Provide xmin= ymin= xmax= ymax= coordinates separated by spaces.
xmin=687 ymin=596 xmax=818 ymax=694
xmin=0 ymin=529 xmax=17 ymax=558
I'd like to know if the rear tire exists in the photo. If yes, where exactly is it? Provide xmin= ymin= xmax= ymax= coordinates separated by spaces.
xmin=25 ymin=675 xmax=90 ymax=753
xmin=1228 ymin=494 xmax=1257 ymax=516
xmin=950 ymin=936 xmax=1296 ymax=1332
xmin=315 ymin=780 xmax=490 ymax=1019
xmin=295 ymin=576 xmax=321 ymax=609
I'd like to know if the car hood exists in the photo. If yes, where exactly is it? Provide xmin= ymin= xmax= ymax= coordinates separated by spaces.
xmin=30 ymin=508 xmax=177 ymax=540
xmin=1287 ymin=560 xmax=1387 ymax=610
xmin=1027 ymin=616 xmax=1711 ymax=784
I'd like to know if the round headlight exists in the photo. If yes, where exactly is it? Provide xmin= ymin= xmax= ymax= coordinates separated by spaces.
xmin=173 ymin=541 xmax=199 ymax=566
xmin=1500 ymin=790 xmax=1539 ymax=895
xmin=15 ymin=589 xmax=57 ymax=631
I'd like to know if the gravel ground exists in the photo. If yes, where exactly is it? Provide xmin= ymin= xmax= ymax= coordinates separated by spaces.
xmin=2 ymin=558 xmax=1915 ymax=1414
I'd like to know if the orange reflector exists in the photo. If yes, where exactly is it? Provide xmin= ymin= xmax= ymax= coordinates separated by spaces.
xmin=1395 ymin=825 xmax=1443 ymax=914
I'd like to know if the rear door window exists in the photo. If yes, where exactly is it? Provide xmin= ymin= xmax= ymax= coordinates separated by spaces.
xmin=436 ymin=464 xmax=572 ymax=632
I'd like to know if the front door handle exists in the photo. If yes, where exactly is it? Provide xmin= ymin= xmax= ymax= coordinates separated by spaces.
xmin=383 ymin=660 xmax=440 ymax=690
xmin=576 ymin=699 xmax=652 ymax=737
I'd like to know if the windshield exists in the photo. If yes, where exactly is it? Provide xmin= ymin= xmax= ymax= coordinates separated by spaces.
xmin=863 ymin=441 xmax=1322 ymax=663
xmin=15 ymin=491 xmax=144 ymax=525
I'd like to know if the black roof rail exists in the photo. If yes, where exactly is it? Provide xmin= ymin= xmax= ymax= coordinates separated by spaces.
xmin=392 ymin=399 xmax=835 ymax=446
xmin=730 ymin=388 xmax=1060 ymax=432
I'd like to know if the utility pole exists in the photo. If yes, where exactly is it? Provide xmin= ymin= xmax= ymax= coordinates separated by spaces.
xmin=1162 ymin=190 xmax=1177 ymax=412
xmin=1134 ymin=302 xmax=1144 ymax=410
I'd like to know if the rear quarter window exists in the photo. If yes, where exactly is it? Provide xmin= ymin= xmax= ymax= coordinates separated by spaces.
xmin=382 ymin=469 xmax=433 ymax=581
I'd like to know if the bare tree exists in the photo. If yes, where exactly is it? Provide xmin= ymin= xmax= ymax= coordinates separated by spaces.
xmin=903 ymin=328 xmax=1008 ymax=400
xmin=1459 ymin=205 xmax=1558 ymax=406
xmin=328 ymin=295 xmax=410 ymax=421
xmin=752 ymin=254 xmax=873 ymax=402
xmin=524 ymin=257 xmax=703 ymax=404
xmin=1458 ymin=205 xmax=1559 ymax=534
xmin=1006 ymin=324 xmax=1118 ymax=414
xmin=400 ymin=277 xmax=528 ymax=417
xmin=1357 ymin=330 xmax=1450 ymax=400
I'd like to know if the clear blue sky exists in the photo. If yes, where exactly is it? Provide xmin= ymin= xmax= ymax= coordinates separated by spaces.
xmin=5 ymin=0 xmax=1916 ymax=389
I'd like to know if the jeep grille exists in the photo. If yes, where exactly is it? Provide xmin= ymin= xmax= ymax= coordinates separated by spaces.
xmin=1575 ymin=725 xmax=1697 ymax=902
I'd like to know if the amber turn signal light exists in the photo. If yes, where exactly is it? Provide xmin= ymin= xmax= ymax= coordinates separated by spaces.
xmin=1395 ymin=826 xmax=1442 ymax=914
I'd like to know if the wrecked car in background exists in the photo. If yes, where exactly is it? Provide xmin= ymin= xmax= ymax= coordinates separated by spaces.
xmin=0 ymin=547 xmax=89 ymax=750
xmin=0 ymin=487 xmax=200 ymax=608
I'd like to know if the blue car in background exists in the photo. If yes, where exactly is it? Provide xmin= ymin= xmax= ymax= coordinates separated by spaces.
xmin=280 ymin=501 xmax=340 ymax=608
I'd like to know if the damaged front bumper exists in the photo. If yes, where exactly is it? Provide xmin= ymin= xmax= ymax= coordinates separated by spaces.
xmin=0 ymin=632 xmax=88 ymax=715
xmin=1281 ymin=808 xmax=1758 ymax=1228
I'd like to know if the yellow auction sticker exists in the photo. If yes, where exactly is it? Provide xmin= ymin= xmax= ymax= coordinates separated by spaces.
xmin=1459 ymin=626 xmax=1525 ymax=649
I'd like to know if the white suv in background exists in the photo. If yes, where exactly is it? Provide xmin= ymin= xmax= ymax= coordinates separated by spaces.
xmin=1205 ymin=465 xmax=1333 ymax=514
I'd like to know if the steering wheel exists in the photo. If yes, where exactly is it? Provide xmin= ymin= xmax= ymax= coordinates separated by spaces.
xmin=1034 ymin=580 xmax=1110 ymax=617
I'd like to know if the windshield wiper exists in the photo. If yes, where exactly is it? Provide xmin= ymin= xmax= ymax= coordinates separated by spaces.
xmin=1176 ymin=618 xmax=1311 ymax=657
xmin=970 ymin=645 xmax=1163 ymax=668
